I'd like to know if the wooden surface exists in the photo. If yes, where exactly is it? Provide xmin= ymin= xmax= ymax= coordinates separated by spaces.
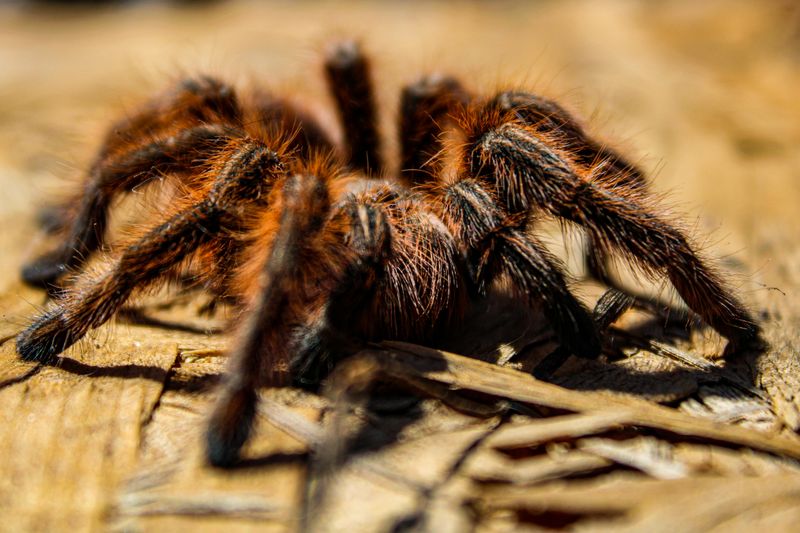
xmin=1 ymin=1 xmax=800 ymax=531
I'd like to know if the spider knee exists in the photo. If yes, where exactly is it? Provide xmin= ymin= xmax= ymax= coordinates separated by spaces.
xmin=176 ymin=75 xmax=241 ymax=123
xmin=439 ymin=178 xmax=503 ymax=247
xmin=490 ymin=90 xmax=568 ymax=121
xmin=179 ymin=75 xmax=230 ymax=96
xmin=209 ymin=141 xmax=287 ymax=202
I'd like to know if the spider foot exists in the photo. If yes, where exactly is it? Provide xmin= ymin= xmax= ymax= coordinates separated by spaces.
xmin=593 ymin=289 xmax=636 ymax=331
xmin=723 ymin=325 xmax=766 ymax=357
xmin=206 ymin=385 xmax=258 ymax=467
xmin=21 ymin=250 xmax=70 ymax=288
xmin=532 ymin=346 xmax=572 ymax=381
xmin=16 ymin=310 xmax=76 ymax=364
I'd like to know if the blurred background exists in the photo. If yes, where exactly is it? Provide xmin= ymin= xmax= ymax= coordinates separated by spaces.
xmin=0 ymin=0 xmax=799 ymax=297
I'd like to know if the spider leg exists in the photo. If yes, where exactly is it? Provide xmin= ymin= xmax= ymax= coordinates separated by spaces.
xmin=398 ymin=74 xmax=467 ymax=187
xmin=206 ymin=176 xmax=392 ymax=466
xmin=36 ymin=203 xmax=71 ymax=235
xmin=468 ymin=120 xmax=759 ymax=347
xmin=489 ymin=90 xmax=648 ymax=285
xmin=21 ymin=75 xmax=243 ymax=289
xmin=437 ymin=179 xmax=600 ymax=360
xmin=21 ymin=125 xmax=239 ymax=289
xmin=97 ymin=75 xmax=241 ymax=157
xmin=17 ymin=200 xmax=225 ymax=362
xmin=498 ymin=229 xmax=602 ymax=359
xmin=16 ymin=140 xmax=284 ymax=363
xmin=324 ymin=41 xmax=382 ymax=175
xmin=490 ymin=91 xmax=646 ymax=191
xmin=250 ymin=92 xmax=337 ymax=158
xmin=206 ymin=173 xmax=330 ymax=466
xmin=289 ymin=193 xmax=393 ymax=383
xmin=491 ymin=98 xmax=688 ymax=328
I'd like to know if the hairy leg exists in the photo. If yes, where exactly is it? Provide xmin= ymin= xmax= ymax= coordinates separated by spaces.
xmin=398 ymin=74 xmax=467 ymax=187
xmin=465 ymin=119 xmax=758 ymax=348
xmin=22 ymin=124 xmax=239 ymax=288
xmin=206 ymin=176 xmax=392 ymax=466
xmin=95 ymin=75 xmax=242 ymax=160
xmin=39 ymin=75 xmax=242 ymax=234
xmin=17 ymin=200 xmax=225 ymax=362
xmin=489 ymin=91 xmax=646 ymax=191
xmin=16 ymin=140 xmax=284 ymax=363
xmin=324 ymin=41 xmax=382 ymax=175
xmin=489 ymin=90 xmax=650 ymax=284
xmin=206 ymin=172 xmax=331 ymax=466
xmin=437 ymin=178 xmax=600 ymax=360
xmin=22 ymin=75 xmax=245 ymax=289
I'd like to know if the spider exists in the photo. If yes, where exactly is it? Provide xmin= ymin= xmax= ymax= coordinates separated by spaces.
xmin=16 ymin=41 xmax=759 ymax=466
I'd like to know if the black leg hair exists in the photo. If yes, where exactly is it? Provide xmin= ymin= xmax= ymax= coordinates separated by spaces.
xmin=206 ymin=178 xmax=393 ymax=466
xmin=16 ymin=141 xmax=283 ymax=363
xmin=21 ymin=74 xmax=243 ymax=289
xmin=490 ymin=90 xmax=649 ymax=286
xmin=17 ymin=200 xmax=225 ymax=363
xmin=399 ymin=74 xmax=467 ymax=187
xmin=324 ymin=41 xmax=382 ymax=175
xmin=438 ymin=178 xmax=600 ymax=360
xmin=21 ymin=124 xmax=239 ymax=288
xmin=206 ymin=172 xmax=331 ymax=466
xmin=489 ymin=91 xmax=646 ymax=191
xmin=469 ymin=122 xmax=759 ymax=347
xmin=497 ymin=229 xmax=602 ymax=359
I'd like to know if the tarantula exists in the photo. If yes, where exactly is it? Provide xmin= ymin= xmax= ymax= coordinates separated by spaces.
xmin=16 ymin=41 xmax=759 ymax=466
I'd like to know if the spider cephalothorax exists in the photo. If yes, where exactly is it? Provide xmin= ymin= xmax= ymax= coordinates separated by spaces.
xmin=16 ymin=41 xmax=759 ymax=466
